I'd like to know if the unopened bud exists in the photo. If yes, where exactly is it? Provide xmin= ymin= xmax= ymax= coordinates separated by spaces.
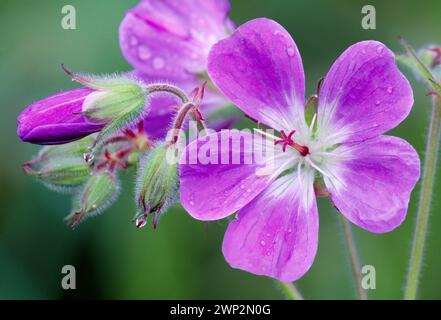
xmin=398 ymin=41 xmax=441 ymax=85
xmin=17 ymin=88 xmax=104 ymax=145
xmin=134 ymin=143 xmax=178 ymax=229
xmin=23 ymin=138 xmax=94 ymax=192
xmin=61 ymin=68 xmax=150 ymax=161
xmin=32 ymin=158 xmax=91 ymax=192
xmin=64 ymin=170 xmax=120 ymax=228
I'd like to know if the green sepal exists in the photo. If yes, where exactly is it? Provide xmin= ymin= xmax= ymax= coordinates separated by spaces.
xmin=64 ymin=170 xmax=120 ymax=228
xmin=134 ymin=143 xmax=178 ymax=228
xmin=36 ymin=157 xmax=91 ymax=192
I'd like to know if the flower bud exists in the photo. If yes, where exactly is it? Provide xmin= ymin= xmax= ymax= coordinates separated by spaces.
xmin=81 ymin=76 xmax=146 ymax=123
xmin=64 ymin=170 xmax=120 ymax=228
xmin=134 ymin=143 xmax=178 ymax=228
xmin=17 ymin=66 xmax=149 ymax=149
xmin=17 ymin=88 xmax=105 ymax=145
xmin=398 ymin=42 xmax=441 ymax=85
xmin=32 ymin=157 xmax=91 ymax=192
xmin=23 ymin=137 xmax=94 ymax=192
xmin=63 ymin=69 xmax=149 ymax=161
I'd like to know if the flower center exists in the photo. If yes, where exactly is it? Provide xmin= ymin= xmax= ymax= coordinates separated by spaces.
xmin=274 ymin=130 xmax=309 ymax=156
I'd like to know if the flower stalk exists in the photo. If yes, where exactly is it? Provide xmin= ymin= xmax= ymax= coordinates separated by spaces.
xmin=405 ymin=95 xmax=441 ymax=299
xmin=276 ymin=281 xmax=304 ymax=300
xmin=340 ymin=216 xmax=367 ymax=300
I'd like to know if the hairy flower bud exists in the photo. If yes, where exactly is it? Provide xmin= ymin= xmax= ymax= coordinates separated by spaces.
xmin=64 ymin=170 xmax=120 ymax=228
xmin=134 ymin=143 xmax=178 ymax=228
xmin=17 ymin=88 xmax=105 ymax=145
xmin=398 ymin=42 xmax=441 ymax=86
xmin=62 ymin=68 xmax=150 ymax=161
xmin=30 ymin=157 xmax=91 ymax=193
xmin=22 ymin=137 xmax=94 ymax=192
xmin=17 ymin=66 xmax=149 ymax=149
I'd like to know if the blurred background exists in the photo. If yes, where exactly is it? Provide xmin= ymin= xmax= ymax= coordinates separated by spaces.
xmin=0 ymin=0 xmax=440 ymax=299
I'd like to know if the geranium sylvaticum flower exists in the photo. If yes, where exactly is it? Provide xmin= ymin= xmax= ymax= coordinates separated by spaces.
xmin=179 ymin=18 xmax=421 ymax=282
xmin=119 ymin=0 xmax=237 ymax=136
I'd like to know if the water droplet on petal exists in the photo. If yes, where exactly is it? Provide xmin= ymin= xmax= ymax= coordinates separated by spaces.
xmin=130 ymin=36 xmax=138 ymax=46
xmin=273 ymin=30 xmax=282 ymax=36
xmin=375 ymin=100 xmax=381 ymax=106
xmin=240 ymin=185 xmax=245 ymax=190
xmin=153 ymin=57 xmax=165 ymax=70
xmin=246 ymin=188 xmax=252 ymax=193
xmin=376 ymin=45 xmax=385 ymax=54
xmin=260 ymin=240 xmax=266 ymax=246
xmin=387 ymin=86 xmax=393 ymax=94
xmin=138 ymin=46 xmax=152 ymax=60
xmin=189 ymin=201 xmax=194 ymax=206
xmin=286 ymin=46 xmax=296 ymax=57
xmin=287 ymin=228 xmax=292 ymax=234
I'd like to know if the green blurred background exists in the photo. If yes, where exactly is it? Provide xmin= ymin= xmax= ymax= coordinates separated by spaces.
xmin=0 ymin=0 xmax=440 ymax=299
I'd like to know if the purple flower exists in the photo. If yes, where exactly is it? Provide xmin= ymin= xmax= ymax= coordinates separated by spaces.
xmin=179 ymin=18 xmax=421 ymax=282
xmin=17 ymin=88 xmax=105 ymax=145
xmin=119 ymin=0 xmax=236 ymax=135
xmin=119 ymin=0 xmax=234 ymax=82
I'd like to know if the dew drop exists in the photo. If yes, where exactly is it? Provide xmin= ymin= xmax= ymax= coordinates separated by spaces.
xmin=136 ymin=216 xmax=147 ymax=228
xmin=387 ymin=86 xmax=393 ymax=94
xmin=138 ymin=45 xmax=152 ymax=60
xmin=153 ymin=57 xmax=165 ymax=70
xmin=376 ymin=45 xmax=385 ymax=54
xmin=287 ymin=228 xmax=292 ymax=234
xmin=266 ymin=251 xmax=271 ymax=256
xmin=273 ymin=30 xmax=282 ymax=36
xmin=286 ymin=46 xmax=296 ymax=57
xmin=246 ymin=188 xmax=252 ymax=193
xmin=189 ymin=201 xmax=194 ymax=206
xmin=375 ymin=100 xmax=381 ymax=106
xmin=240 ymin=185 xmax=245 ymax=190
xmin=260 ymin=240 xmax=266 ymax=246
xmin=130 ymin=36 xmax=138 ymax=46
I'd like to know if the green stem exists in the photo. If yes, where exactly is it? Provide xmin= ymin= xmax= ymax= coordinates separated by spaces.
xmin=341 ymin=216 xmax=367 ymax=300
xmin=404 ymin=96 xmax=441 ymax=300
xmin=276 ymin=281 xmax=304 ymax=300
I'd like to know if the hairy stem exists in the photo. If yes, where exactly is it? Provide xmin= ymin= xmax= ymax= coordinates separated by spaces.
xmin=341 ymin=216 xmax=367 ymax=300
xmin=276 ymin=281 xmax=304 ymax=300
xmin=405 ymin=96 xmax=441 ymax=300
xmin=144 ymin=83 xmax=189 ymax=103
xmin=167 ymin=102 xmax=197 ymax=145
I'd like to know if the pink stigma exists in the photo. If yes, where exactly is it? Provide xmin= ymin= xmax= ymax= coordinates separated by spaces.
xmin=274 ymin=130 xmax=309 ymax=156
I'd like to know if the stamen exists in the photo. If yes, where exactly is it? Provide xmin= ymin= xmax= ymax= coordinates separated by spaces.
xmin=274 ymin=130 xmax=309 ymax=156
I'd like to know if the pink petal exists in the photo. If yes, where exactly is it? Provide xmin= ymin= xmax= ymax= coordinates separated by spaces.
xmin=207 ymin=18 xmax=306 ymax=131
xmin=325 ymin=135 xmax=420 ymax=233
xmin=179 ymin=131 xmax=276 ymax=221
xmin=317 ymin=41 xmax=413 ymax=144
xmin=222 ymin=172 xmax=318 ymax=282
xmin=119 ymin=0 xmax=233 ymax=81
